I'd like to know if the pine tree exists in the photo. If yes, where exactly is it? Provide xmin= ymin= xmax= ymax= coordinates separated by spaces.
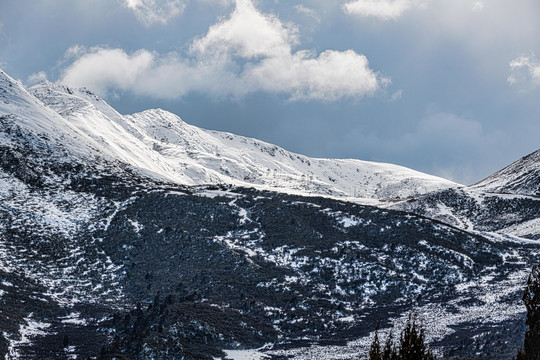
xmin=382 ymin=331 xmax=397 ymax=360
xmin=398 ymin=314 xmax=434 ymax=360
xmin=516 ymin=265 xmax=540 ymax=360
xmin=367 ymin=313 xmax=435 ymax=360
xmin=369 ymin=322 xmax=383 ymax=360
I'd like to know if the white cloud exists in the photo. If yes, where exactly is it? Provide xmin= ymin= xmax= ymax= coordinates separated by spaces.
xmin=64 ymin=45 xmax=88 ymax=59
xmin=343 ymin=0 xmax=492 ymax=20
xmin=60 ymin=0 xmax=386 ymax=102
xmin=342 ymin=0 xmax=413 ymax=20
xmin=60 ymin=48 xmax=155 ymax=95
xmin=245 ymin=49 xmax=382 ymax=101
xmin=27 ymin=71 xmax=48 ymax=86
xmin=123 ymin=0 xmax=187 ymax=26
xmin=294 ymin=5 xmax=321 ymax=22
xmin=191 ymin=0 xmax=298 ymax=59
xmin=508 ymin=54 xmax=540 ymax=91
xmin=472 ymin=1 xmax=484 ymax=12
xmin=389 ymin=89 xmax=403 ymax=101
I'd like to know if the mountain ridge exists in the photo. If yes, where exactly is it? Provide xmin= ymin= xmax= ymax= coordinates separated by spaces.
xmin=25 ymin=77 xmax=458 ymax=200
xmin=472 ymin=149 xmax=540 ymax=196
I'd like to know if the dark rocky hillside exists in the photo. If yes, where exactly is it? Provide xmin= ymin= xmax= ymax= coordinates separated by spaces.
xmin=389 ymin=148 xmax=540 ymax=243
xmin=393 ymin=188 xmax=540 ymax=239
xmin=1 ymin=138 xmax=539 ymax=358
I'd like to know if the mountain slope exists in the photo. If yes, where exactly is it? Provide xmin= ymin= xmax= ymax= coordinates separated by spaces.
xmin=29 ymin=81 xmax=458 ymax=199
xmin=391 ymin=188 xmax=540 ymax=240
xmin=1 ymin=67 xmax=539 ymax=359
xmin=387 ymin=147 xmax=540 ymax=240
xmin=0 ymin=70 xmax=119 ymax=165
xmin=472 ymin=149 xmax=540 ymax=196
xmin=1 ymin=164 xmax=537 ymax=359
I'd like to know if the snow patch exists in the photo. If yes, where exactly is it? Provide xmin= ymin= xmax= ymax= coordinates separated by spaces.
xmin=224 ymin=349 xmax=270 ymax=360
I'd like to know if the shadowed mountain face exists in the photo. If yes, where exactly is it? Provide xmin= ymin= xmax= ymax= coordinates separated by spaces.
xmin=1 ymin=68 xmax=540 ymax=359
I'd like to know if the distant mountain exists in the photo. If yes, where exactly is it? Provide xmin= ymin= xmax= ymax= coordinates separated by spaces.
xmin=391 ymin=188 xmax=540 ymax=239
xmin=472 ymin=149 xmax=540 ymax=196
xmin=28 ymin=79 xmax=457 ymax=200
xmin=390 ymin=148 xmax=540 ymax=240
xmin=1 ymin=67 xmax=539 ymax=360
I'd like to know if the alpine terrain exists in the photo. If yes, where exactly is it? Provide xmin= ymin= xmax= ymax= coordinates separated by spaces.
xmin=0 ymin=67 xmax=539 ymax=359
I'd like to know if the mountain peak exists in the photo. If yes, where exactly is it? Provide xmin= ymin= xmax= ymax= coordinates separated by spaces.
xmin=3 ymin=68 xmax=459 ymax=199
xmin=0 ymin=68 xmax=95 ymax=156
xmin=472 ymin=148 xmax=540 ymax=196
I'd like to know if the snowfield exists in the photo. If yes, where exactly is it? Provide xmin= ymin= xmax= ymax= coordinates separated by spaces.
xmin=25 ymin=78 xmax=458 ymax=200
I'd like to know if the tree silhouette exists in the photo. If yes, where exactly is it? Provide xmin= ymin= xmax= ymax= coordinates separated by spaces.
xmin=516 ymin=265 xmax=540 ymax=360
xmin=369 ymin=322 xmax=382 ymax=360
xmin=382 ymin=330 xmax=397 ymax=360
xmin=368 ymin=313 xmax=435 ymax=360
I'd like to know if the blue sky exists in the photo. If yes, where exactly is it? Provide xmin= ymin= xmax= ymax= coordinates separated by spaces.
xmin=1 ymin=0 xmax=540 ymax=184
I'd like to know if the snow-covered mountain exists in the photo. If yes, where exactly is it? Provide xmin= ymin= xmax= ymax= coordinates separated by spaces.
xmin=391 ymin=187 xmax=540 ymax=238
xmin=1 ymin=67 xmax=539 ymax=360
xmin=27 ymin=78 xmax=457 ymax=200
xmin=471 ymin=149 xmax=540 ymax=196
xmin=0 ymin=70 xmax=100 ymax=161
xmin=389 ymin=147 xmax=540 ymax=240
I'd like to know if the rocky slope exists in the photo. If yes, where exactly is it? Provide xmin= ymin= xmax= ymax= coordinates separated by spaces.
xmin=472 ymin=150 xmax=540 ymax=196
xmin=389 ymin=146 xmax=540 ymax=241
xmin=391 ymin=188 xmax=540 ymax=238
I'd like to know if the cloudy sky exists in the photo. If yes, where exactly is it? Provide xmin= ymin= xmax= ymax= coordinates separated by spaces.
xmin=1 ymin=0 xmax=540 ymax=184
